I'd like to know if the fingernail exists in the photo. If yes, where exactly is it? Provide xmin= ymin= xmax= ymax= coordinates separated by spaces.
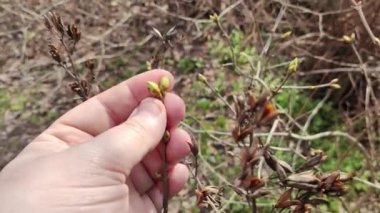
xmin=136 ymin=98 xmax=164 ymax=117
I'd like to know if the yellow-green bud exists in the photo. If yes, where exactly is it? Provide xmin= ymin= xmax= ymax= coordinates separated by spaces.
xmin=281 ymin=31 xmax=292 ymax=39
xmin=159 ymin=75 xmax=170 ymax=92
xmin=288 ymin=57 xmax=300 ymax=74
xmin=209 ymin=13 xmax=219 ymax=23
xmin=330 ymin=78 xmax=339 ymax=84
xmin=330 ymin=83 xmax=341 ymax=89
xmin=147 ymin=81 xmax=162 ymax=98
xmin=197 ymin=73 xmax=207 ymax=84
xmin=342 ymin=33 xmax=355 ymax=43
xmin=146 ymin=61 xmax=152 ymax=70
xmin=374 ymin=37 xmax=380 ymax=46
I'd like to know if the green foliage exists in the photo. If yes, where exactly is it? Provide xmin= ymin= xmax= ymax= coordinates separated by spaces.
xmin=209 ymin=29 xmax=258 ymax=67
xmin=275 ymin=88 xmax=339 ymax=133
xmin=177 ymin=58 xmax=204 ymax=73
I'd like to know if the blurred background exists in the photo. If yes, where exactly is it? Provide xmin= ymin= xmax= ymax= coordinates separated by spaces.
xmin=1 ymin=0 xmax=380 ymax=212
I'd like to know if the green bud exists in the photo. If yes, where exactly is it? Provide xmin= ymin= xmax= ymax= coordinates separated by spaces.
xmin=330 ymin=83 xmax=341 ymax=89
xmin=281 ymin=31 xmax=292 ymax=39
xmin=342 ymin=33 xmax=355 ymax=43
xmin=374 ymin=37 xmax=380 ymax=46
xmin=330 ymin=78 xmax=339 ymax=84
xmin=159 ymin=75 xmax=170 ymax=92
xmin=288 ymin=57 xmax=300 ymax=74
xmin=197 ymin=73 xmax=207 ymax=84
xmin=209 ymin=13 xmax=219 ymax=23
xmin=146 ymin=61 xmax=152 ymax=70
xmin=147 ymin=81 xmax=162 ymax=98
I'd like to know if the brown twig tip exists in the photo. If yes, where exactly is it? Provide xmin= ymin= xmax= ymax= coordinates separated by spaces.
xmin=67 ymin=24 xmax=81 ymax=43
xmin=44 ymin=11 xmax=65 ymax=35
xmin=43 ymin=10 xmax=97 ymax=101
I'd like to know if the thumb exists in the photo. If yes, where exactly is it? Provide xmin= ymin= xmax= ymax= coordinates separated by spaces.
xmin=77 ymin=98 xmax=167 ymax=175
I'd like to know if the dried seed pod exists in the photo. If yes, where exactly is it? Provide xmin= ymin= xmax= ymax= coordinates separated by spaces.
xmin=259 ymin=102 xmax=279 ymax=125
xmin=255 ymin=93 xmax=268 ymax=109
xmin=321 ymin=171 xmax=340 ymax=190
xmin=286 ymin=182 xmax=319 ymax=191
xmin=276 ymin=162 xmax=288 ymax=183
xmin=263 ymin=146 xmax=277 ymax=171
xmin=240 ymin=146 xmax=254 ymax=168
xmin=232 ymin=125 xmax=254 ymax=142
xmin=246 ymin=91 xmax=257 ymax=108
xmin=275 ymin=188 xmax=292 ymax=207
xmin=286 ymin=171 xmax=320 ymax=184
xmin=240 ymin=145 xmax=262 ymax=169
xmin=240 ymin=176 xmax=265 ymax=191
xmin=297 ymin=151 xmax=327 ymax=171
xmin=277 ymin=159 xmax=294 ymax=173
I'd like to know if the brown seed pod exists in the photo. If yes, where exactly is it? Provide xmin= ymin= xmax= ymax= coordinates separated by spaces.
xmin=286 ymin=182 xmax=319 ymax=191
xmin=286 ymin=171 xmax=320 ymax=184
xmin=240 ymin=176 xmax=265 ymax=191
xmin=321 ymin=171 xmax=340 ymax=190
xmin=232 ymin=125 xmax=254 ymax=142
xmin=297 ymin=151 xmax=327 ymax=171
xmin=275 ymin=188 xmax=292 ymax=207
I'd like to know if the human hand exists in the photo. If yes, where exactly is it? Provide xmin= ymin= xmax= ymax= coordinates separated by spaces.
xmin=0 ymin=70 xmax=191 ymax=213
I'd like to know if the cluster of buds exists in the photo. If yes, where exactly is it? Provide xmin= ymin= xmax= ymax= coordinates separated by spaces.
xmin=146 ymin=75 xmax=170 ymax=100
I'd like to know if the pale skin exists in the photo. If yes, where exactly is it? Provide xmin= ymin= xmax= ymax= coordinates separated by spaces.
xmin=0 ymin=70 xmax=191 ymax=213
